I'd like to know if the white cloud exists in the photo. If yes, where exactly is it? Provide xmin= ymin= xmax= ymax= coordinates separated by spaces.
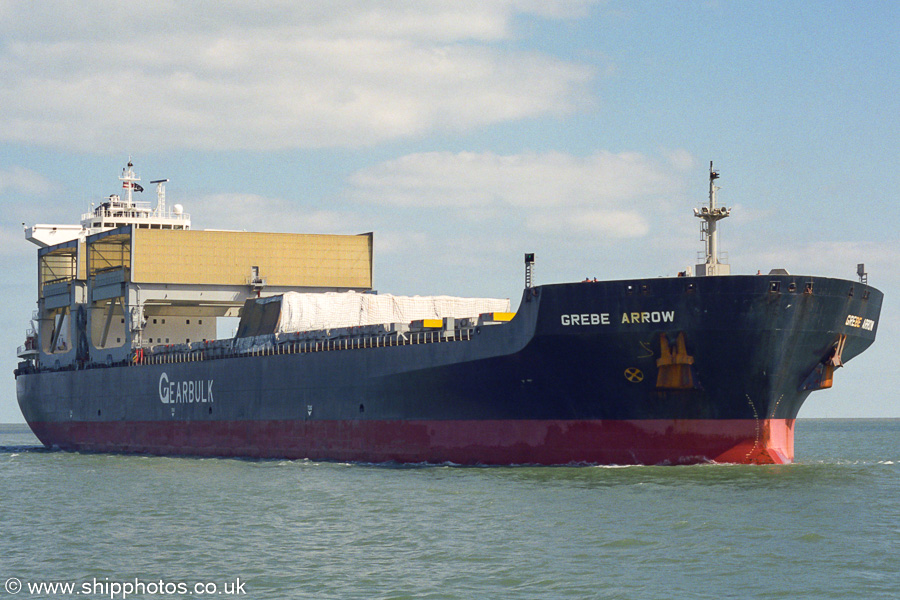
xmin=525 ymin=209 xmax=649 ymax=237
xmin=728 ymin=202 xmax=774 ymax=225
xmin=662 ymin=147 xmax=695 ymax=172
xmin=348 ymin=150 xmax=683 ymax=208
xmin=0 ymin=2 xmax=562 ymax=44
xmin=345 ymin=152 xmax=689 ymax=265
xmin=190 ymin=193 xmax=363 ymax=234
xmin=0 ymin=166 xmax=62 ymax=196
xmin=374 ymin=230 xmax=431 ymax=255
xmin=743 ymin=240 xmax=900 ymax=285
xmin=0 ymin=224 xmax=34 ymax=259
xmin=0 ymin=1 xmax=597 ymax=151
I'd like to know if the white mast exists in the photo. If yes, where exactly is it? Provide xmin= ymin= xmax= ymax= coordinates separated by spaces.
xmin=119 ymin=160 xmax=140 ymax=206
xmin=694 ymin=161 xmax=731 ymax=276
xmin=151 ymin=179 xmax=169 ymax=216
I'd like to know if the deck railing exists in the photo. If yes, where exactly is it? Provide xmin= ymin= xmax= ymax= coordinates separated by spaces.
xmin=133 ymin=328 xmax=475 ymax=366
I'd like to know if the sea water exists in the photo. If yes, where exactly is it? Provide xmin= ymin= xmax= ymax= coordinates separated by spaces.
xmin=0 ymin=420 xmax=897 ymax=600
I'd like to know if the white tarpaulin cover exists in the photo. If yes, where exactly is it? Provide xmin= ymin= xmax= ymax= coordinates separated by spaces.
xmin=276 ymin=291 xmax=510 ymax=333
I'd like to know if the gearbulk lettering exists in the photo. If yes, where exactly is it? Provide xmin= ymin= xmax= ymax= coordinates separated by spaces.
xmin=158 ymin=372 xmax=214 ymax=404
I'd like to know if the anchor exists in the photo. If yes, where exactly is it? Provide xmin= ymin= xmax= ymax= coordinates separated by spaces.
xmin=800 ymin=334 xmax=846 ymax=391
xmin=656 ymin=332 xmax=697 ymax=390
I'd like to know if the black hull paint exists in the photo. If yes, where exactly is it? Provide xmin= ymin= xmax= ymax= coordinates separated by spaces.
xmin=16 ymin=275 xmax=883 ymax=464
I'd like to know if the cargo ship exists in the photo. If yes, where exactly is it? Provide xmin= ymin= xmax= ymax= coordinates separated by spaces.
xmin=14 ymin=161 xmax=883 ymax=464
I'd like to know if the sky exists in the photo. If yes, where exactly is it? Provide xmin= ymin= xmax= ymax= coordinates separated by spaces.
xmin=1 ymin=0 xmax=897 ymax=422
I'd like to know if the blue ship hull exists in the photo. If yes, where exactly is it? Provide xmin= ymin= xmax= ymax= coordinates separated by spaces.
xmin=15 ymin=275 xmax=883 ymax=464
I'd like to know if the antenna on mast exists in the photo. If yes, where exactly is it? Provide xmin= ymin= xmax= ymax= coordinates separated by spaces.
xmin=118 ymin=159 xmax=142 ymax=205
xmin=693 ymin=161 xmax=731 ymax=276
xmin=524 ymin=253 xmax=535 ymax=289
xmin=150 ymin=179 xmax=169 ymax=216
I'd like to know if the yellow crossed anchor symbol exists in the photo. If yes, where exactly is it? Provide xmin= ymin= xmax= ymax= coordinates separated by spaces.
xmin=624 ymin=367 xmax=644 ymax=383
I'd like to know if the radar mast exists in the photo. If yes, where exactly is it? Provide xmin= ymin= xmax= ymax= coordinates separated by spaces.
xmin=119 ymin=160 xmax=141 ymax=205
xmin=694 ymin=161 xmax=731 ymax=276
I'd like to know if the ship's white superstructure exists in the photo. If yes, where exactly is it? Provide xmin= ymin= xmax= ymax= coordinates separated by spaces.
xmin=25 ymin=161 xmax=190 ymax=248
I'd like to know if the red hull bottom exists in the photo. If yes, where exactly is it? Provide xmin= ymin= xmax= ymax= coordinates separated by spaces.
xmin=26 ymin=418 xmax=795 ymax=465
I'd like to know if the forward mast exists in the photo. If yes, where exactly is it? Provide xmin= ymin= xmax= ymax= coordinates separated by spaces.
xmin=694 ymin=161 xmax=731 ymax=276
